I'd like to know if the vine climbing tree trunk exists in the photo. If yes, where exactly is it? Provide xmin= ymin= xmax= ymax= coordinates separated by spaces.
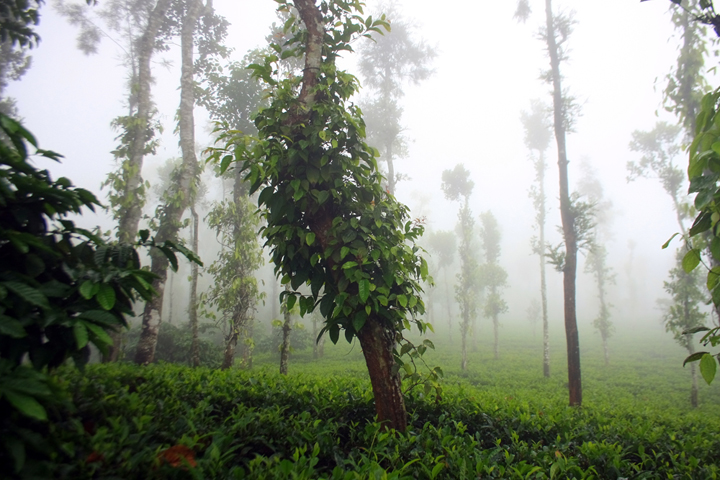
xmin=289 ymin=0 xmax=407 ymax=430
xmin=280 ymin=284 xmax=292 ymax=375
xmin=545 ymin=0 xmax=581 ymax=406
xmin=135 ymin=0 xmax=203 ymax=365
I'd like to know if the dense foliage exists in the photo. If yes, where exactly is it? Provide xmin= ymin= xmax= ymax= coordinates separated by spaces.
xmin=13 ymin=329 xmax=720 ymax=479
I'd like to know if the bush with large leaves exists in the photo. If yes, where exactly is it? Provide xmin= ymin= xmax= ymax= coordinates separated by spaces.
xmin=0 ymin=112 xmax=198 ymax=474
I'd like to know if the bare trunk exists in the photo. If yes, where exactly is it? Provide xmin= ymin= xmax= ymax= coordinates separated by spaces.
xmin=460 ymin=311 xmax=468 ymax=371
xmin=493 ymin=316 xmax=499 ymax=361
xmin=445 ymin=268 xmax=452 ymax=342
xmin=168 ymin=270 xmax=174 ymax=324
xmin=545 ymin=0 xmax=581 ymax=405
xmin=538 ymin=152 xmax=550 ymax=378
xmin=356 ymin=318 xmax=407 ymax=431
xmin=280 ymin=285 xmax=292 ymax=375
xmin=190 ymin=206 xmax=200 ymax=367
xmin=687 ymin=340 xmax=699 ymax=407
xmin=602 ymin=334 xmax=609 ymax=367
xmin=386 ymin=141 xmax=395 ymax=195
xmin=134 ymin=0 xmax=202 ymax=365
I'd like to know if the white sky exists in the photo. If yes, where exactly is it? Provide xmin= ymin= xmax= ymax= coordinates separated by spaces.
xmin=6 ymin=0 xmax=699 ymax=330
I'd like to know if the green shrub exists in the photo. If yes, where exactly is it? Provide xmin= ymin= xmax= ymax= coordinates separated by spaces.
xmin=123 ymin=322 xmax=224 ymax=368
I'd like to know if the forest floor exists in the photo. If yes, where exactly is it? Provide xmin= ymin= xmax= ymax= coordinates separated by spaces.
xmin=23 ymin=321 xmax=720 ymax=478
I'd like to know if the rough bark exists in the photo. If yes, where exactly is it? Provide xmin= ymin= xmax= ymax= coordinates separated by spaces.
xmin=356 ymin=317 xmax=407 ymax=431
xmin=190 ymin=205 xmax=200 ymax=367
xmin=445 ymin=269 xmax=453 ymax=342
xmin=545 ymin=0 xmax=581 ymax=406
xmin=221 ymin=308 xmax=239 ymax=370
xmin=134 ymin=0 xmax=202 ymax=365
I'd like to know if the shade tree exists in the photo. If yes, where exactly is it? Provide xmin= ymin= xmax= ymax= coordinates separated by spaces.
xmin=208 ymin=0 xmax=434 ymax=432
xmin=478 ymin=210 xmax=508 ymax=360
xmin=441 ymin=163 xmax=479 ymax=370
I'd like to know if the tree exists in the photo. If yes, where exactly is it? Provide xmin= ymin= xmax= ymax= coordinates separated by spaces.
xmin=209 ymin=0 xmax=436 ymax=432
xmin=478 ymin=211 xmax=508 ymax=360
xmin=577 ymin=161 xmax=615 ymax=365
xmin=357 ymin=2 xmax=435 ymax=195
xmin=134 ymin=0 xmax=207 ymax=364
xmin=521 ymin=99 xmax=552 ymax=377
xmin=441 ymin=163 xmax=478 ymax=370
xmin=516 ymin=0 xmax=583 ymax=405
xmin=203 ymin=170 xmax=263 ymax=370
xmin=664 ymin=250 xmax=707 ymax=407
xmin=426 ymin=230 xmax=456 ymax=341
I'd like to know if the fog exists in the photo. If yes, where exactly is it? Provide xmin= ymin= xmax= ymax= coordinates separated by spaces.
xmin=5 ymin=0 xmax=703 ymax=345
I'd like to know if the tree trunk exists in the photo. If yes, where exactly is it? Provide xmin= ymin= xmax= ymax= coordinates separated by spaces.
xmin=602 ymin=334 xmax=609 ymax=367
xmin=134 ymin=0 xmax=202 ymax=365
xmin=538 ymin=152 xmax=550 ymax=378
xmin=356 ymin=318 xmax=407 ymax=431
xmin=117 ymin=0 xmax=172 ymax=244
xmin=687 ymin=340 xmax=699 ymax=408
xmin=190 ymin=206 xmax=200 ymax=367
xmin=545 ymin=0 xmax=581 ymax=406
xmin=221 ymin=308 xmax=240 ymax=370
xmin=460 ymin=310 xmax=468 ymax=371
xmin=493 ymin=315 xmax=499 ymax=361
xmin=105 ymin=0 xmax=172 ymax=363
xmin=386 ymin=140 xmax=395 ymax=195
xmin=168 ymin=270 xmax=174 ymax=324
xmin=280 ymin=285 xmax=292 ymax=375
xmin=445 ymin=268 xmax=452 ymax=342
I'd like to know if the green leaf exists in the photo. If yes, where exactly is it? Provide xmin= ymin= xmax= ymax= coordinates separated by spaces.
xmin=3 ymin=391 xmax=47 ymax=421
xmin=329 ymin=324 xmax=340 ymax=344
xmin=340 ymin=246 xmax=350 ymax=260
xmin=682 ymin=249 xmax=701 ymax=273
xmin=700 ymin=353 xmax=717 ymax=385
xmin=306 ymin=232 xmax=316 ymax=246
xmin=397 ymin=294 xmax=408 ymax=308
xmin=0 ymin=316 xmax=27 ymax=338
xmin=84 ymin=322 xmax=113 ymax=346
xmin=352 ymin=313 xmax=366 ymax=332
xmin=79 ymin=280 xmax=95 ymax=300
xmin=358 ymin=279 xmax=370 ymax=303
xmin=342 ymin=261 xmax=358 ymax=269
xmin=96 ymin=284 xmax=116 ymax=310
xmin=684 ymin=351 xmax=707 ymax=366
xmin=73 ymin=322 xmax=89 ymax=349
xmin=2 ymin=281 xmax=49 ymax=309
xmin=662 ymin=233 xmax=680 ymax=249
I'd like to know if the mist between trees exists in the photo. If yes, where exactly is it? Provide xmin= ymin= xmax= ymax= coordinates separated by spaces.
xmin=3 ymin=0 xmax=720 ymax=475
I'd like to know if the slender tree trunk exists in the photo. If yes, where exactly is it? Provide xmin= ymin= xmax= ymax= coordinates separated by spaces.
xmin=168 ymin=270 xmax=174 ymax=324
xmin=356 ymin=317 xmax=407 ymax=431
xmin=222 ymin=308 xmax=240 ymax=370
xmin=117 ymin=0 xmax=172 ymax=244
xmin=602 ymin=333 xmax=609 ymax=367
xmin=190 ymin=206 xmax=200 ymax=367
xmin=313 ymin=314 xmax=319 ymax=359
xmin=134 ymin=0 xmax=202 ymax=365
xmin=687 ymin=339 xmax=699 ymax=407
xmin=386 ymin=140 xmax=395 ymax=195
xmin=545 ymin=0 xmax=581 ymax=406
xmin=460 ymin=310 xmax=469 ymax=370
xmin=280 ymin=285 xmax=292 ymax=375
xmin=537 ymin=152 xmax=550 ymax=378
xmin=444 ymin=268 xmax=452 ymax=342
xmin=105 ymin=0 xmax=172 ymax=363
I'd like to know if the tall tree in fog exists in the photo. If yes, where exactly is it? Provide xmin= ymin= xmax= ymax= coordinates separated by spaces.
xmin=441 ymin=164 xmax=478 ymax=370
xmin=516 ymin=0 xmax=583 ymax=406
xmin=358 ymin=2 xmax=435 ymax=195
xmin=629 ymin=1 xmax=711 ymax=398
xmin=578 ymin=161 xmax=615 ymax=366
xmin=203 ymin=170 xmax=263 ymax=370
xmin=478 ymin=211 xmax=508 ymax=360
xmin=135 ymin=0 xmax=221 ymax=364
xmin=426 ymin=230 xmax=456 ymax=341
xmin=521 ymin=99 xmax=552 ymax=377
xmin=664 ymin=250 xmax=707 ymax=407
